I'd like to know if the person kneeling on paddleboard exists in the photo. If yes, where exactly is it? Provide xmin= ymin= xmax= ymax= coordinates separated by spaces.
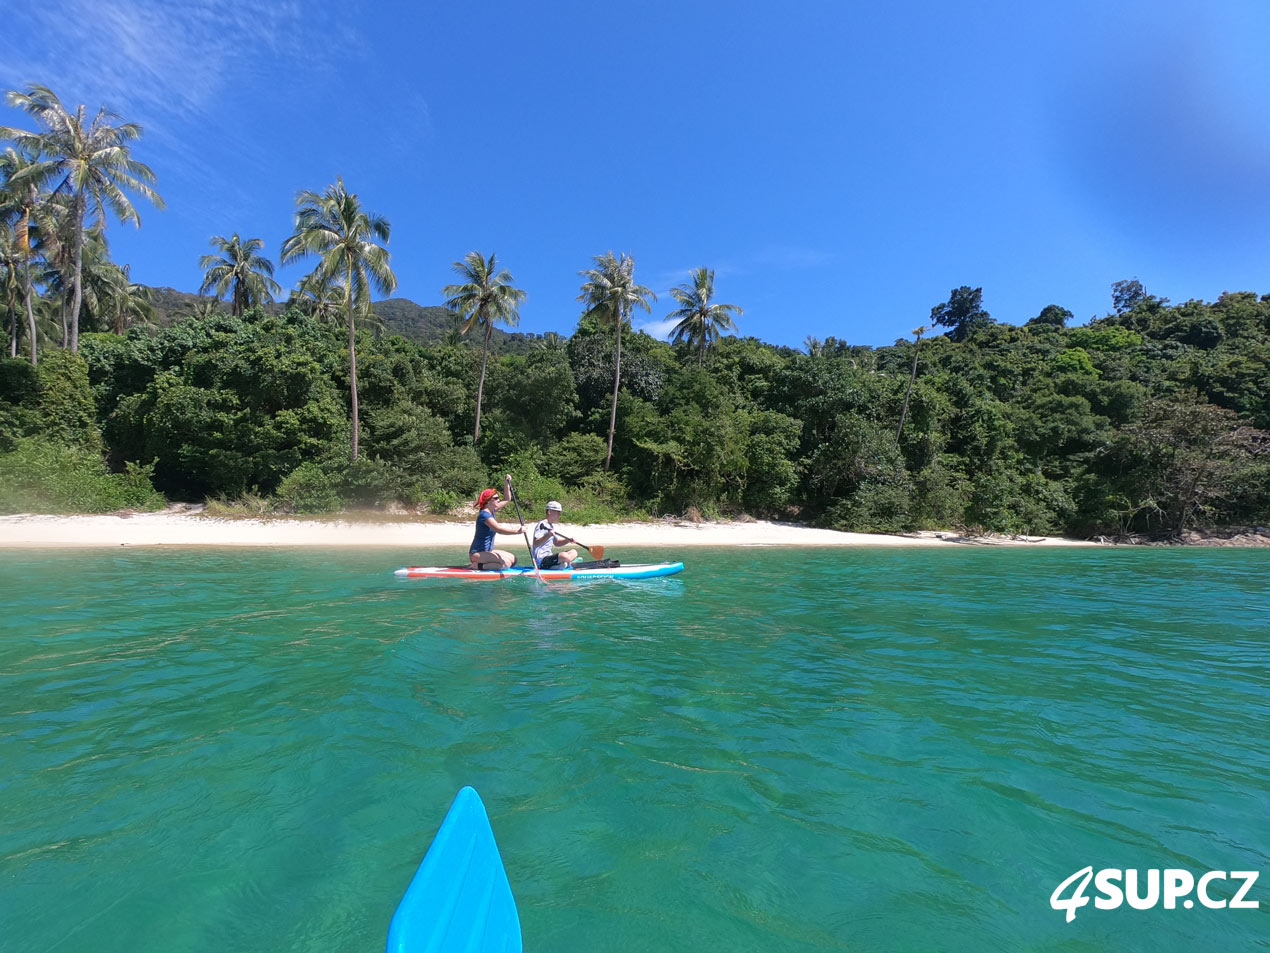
xmin=470 ymin=478 xmax=525 ymax=570
xmin=532 ymin=501 xmax=579 ymax=569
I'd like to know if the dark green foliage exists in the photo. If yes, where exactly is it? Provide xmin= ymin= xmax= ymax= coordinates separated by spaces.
xmin=567 ymin=324 xmax=673 ymax=410
xmin=33 ymin=350 xmax=101 ymax=450
xmin=930 ymin=286 xmax=994 ymax=342
xmin=1027 ymin=304 xmax=1072 ymax=328
xmin=10 ymin=277 xmax=1270 ymax=537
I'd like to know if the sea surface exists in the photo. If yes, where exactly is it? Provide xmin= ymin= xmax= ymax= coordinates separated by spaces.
xmin=1 ymin=546 xmax=1267 ymax=952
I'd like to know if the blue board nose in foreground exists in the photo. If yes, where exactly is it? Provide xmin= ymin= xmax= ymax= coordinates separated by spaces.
xmin=387 ymin=787 xmax=522 ymax=953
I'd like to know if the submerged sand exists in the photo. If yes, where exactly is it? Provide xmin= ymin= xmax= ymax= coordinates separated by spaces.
xmin=0 ymin=510 xmax=1097 ymax=548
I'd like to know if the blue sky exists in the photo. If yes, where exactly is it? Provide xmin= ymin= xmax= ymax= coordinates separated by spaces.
xmin=3 ymin=0 xmax=1269 ymax=347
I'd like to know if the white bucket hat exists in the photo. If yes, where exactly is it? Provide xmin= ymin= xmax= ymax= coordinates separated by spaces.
xmin=546 ymin=500 xmax=563 ymax=512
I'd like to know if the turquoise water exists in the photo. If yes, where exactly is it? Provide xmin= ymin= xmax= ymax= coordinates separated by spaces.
xmin=1 ymin=547 xmax=1267 ymax=952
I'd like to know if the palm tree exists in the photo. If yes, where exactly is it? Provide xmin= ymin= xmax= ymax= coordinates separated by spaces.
xmin=289 ymin=271 xmax=344 ymax=323
xmin=0 ymin=147 xmax=43 ymax=363
xmin=0 ymin=224 xmax=19 ymax=357
xmin=533 ymin=331 xmax=565 ymax=352
xmin=181 ymin=297 xmax=223 ymax=321
xmin=666 ymin=267 xmax=742 ymax=366
xmin=442 ymin=251 xmax=526 ymax=444
xmin=280 ymin=177 xmax=395 ymax=461
xmin=99 ymin=263 xmax=153 ymax=334
xmin=198 ymin=233 xmax=281 ymax=316
xmin=896 ymin=326 xmax=928 ymax=443
xmin=0 ymin=84 xmax=163 ymax=352
xmin=577 ymin=252 xmax=655 ymax=471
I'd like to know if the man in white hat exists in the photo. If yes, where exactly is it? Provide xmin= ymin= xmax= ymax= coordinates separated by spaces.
xmin=532 ymin=501 xmax=579 ymax=569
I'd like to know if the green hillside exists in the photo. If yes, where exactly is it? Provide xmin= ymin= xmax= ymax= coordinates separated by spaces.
xmin=143 ymin=287 xmax=541 ymax=352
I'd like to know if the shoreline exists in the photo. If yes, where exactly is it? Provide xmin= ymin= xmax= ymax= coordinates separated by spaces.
xmin=0 ymin=510 xmax=1100 ymax=548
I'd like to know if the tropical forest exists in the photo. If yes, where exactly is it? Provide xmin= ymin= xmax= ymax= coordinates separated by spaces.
xmin=2 ymin=84 xmax=1268 ymax=540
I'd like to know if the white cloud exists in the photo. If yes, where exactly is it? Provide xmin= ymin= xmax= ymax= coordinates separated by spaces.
xmin=636 ymin=317 xmax=679 ymax=341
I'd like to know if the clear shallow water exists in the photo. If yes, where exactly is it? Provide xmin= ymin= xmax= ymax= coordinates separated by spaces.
xmin=1 ymin=546 xmax=1267 ymax=952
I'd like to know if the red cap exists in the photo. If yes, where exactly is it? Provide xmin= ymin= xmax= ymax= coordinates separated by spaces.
xmin=477 ymin=489 xmax=498 ymax=508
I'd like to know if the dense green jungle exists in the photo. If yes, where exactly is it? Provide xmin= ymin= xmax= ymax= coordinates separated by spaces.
xmin=4 ymin=281 xmax=1270 ymax=540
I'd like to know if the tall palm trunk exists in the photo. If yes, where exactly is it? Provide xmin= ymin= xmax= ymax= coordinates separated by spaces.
xmin=17 ymin=209 xmax=37 ymax=364
xmin=698 ymin=333 xmax=705 ymax=367
xmin=605 ymin=310 xmax=623 ymax=472
xmin=896 ymin=332 xmax=924 ymax=443
xmin=70 ymin=190 xmax=86 ymax=352
xmin=22 ymin=258 xmax=36 ymax=365
xmin=345 ymin=270 xmax=359 ymax=461
xmin=6 ymin=291 xmax=14 ymax=358
xmin=473 ymin=316 xmax=492 ymax=443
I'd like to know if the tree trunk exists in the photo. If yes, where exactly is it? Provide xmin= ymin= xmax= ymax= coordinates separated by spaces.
xmin=346 ymin=275 xmax=359 ymax=461
xmin=70 ymin=191 xmax=85 ymax=352
xmin=7 ymin=292 xmax=14 ymax=358
xmin=605 ymin=310 xmax=623 ymax=472
xmin=23 ymin=257 xmax=36 ymax=365
xmin=474 ymin=316 xmax=491 ymax=444
xmin=698 ymin=332 xmax=704 ymax=367
xmin=896 ymin=333 xmax=923 ymax=443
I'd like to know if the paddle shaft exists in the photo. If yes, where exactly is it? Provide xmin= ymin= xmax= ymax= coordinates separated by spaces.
xmin=507 ymin=482 xmax=538 ymax=570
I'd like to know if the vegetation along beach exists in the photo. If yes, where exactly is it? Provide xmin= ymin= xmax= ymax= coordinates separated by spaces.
xmin=2 ymin=3 xmax=1268 ymax=951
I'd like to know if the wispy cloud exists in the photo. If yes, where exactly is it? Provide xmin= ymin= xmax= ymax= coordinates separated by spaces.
xmin=635 ymin=316 xmax=679 ymax=341
xmin=0 ymin=3 xmax=396 ymax=230
xmin=0 ymin=1 xmax=323 ymax=121
xmin=647 ymin=247 xmax=834 ymax=298
xmin=645 ymin=261 xmax=746 ymax=296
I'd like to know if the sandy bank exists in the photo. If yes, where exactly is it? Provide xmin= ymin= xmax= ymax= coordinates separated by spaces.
xmin=0 ymin=510 xmax=1097 ymax=548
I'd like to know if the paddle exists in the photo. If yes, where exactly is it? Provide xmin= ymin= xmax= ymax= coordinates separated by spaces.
xmin=506 ymin=477 xmax=539 ymax=572
xmin=558 ymin=536 xmax=604 ymax=561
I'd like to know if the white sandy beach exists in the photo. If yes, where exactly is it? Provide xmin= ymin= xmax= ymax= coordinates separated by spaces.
xmin=0 ymin=509 xmax=1097 ymax=548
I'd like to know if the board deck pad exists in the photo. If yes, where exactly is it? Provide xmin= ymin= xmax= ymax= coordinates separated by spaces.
xmin=394 ymin=562 xmax=684 ymax=581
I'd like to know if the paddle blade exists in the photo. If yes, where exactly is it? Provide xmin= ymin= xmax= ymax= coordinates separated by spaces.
xmin=591 ymin=545 xmax=604 ymax=560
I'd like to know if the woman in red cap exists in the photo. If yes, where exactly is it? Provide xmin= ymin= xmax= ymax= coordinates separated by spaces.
xmin=469 ymin=475 xmax=524 ymax=570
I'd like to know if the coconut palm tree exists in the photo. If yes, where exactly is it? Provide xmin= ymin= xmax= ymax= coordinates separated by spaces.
xmin=280 ymin=177 xmax=395 ymax=461
xmin=99 ymin=263 xmax=153 ymax=334
xmin=289 ymin=270 xmax=343 ymax=323
xmin=0 ymin=147 xmax=44 ymax=363
xmin=533 ymin=331 xmax=565 ymax=352
xmin=0 ymin=224 xmax=20 ymax=357
xmin=442 ymin=251 xmax=526 ymax=444
xmin=666 ymin=267 xmax=743 ymax=366
xmin=577 ymin=252 xmax=655 ymax=471
xmin=37 ymin=222 xmax=111 ymax=341
xmin=181 ymin=297 xmax=223 ymax=321
xmin=0 ymin=84 xmax=163 ymax=352
xmin=198 ymin=233 xmax=281 ymax=316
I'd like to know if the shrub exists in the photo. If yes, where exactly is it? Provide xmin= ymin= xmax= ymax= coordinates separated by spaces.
xmin=0 ymin=438 xmax=165 ymax=514
xmin=276 ymin=462 xmax=342 ymax=514
xmin=428 ymin=489 xmax=460 ymax=514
